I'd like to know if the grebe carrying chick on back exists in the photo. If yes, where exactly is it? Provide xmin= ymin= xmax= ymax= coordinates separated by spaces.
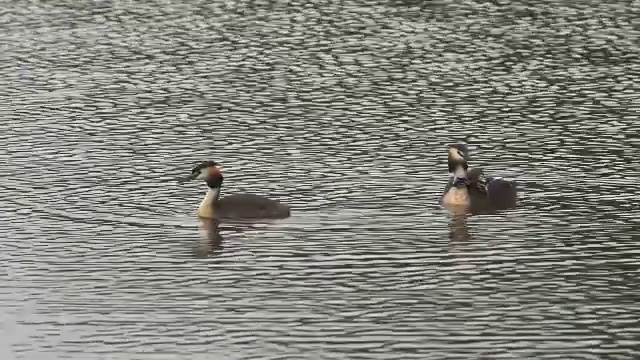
xmin=441 ymin=143 xmax=517 ymax=213
xmin=181 ymin=160 xmax=291 ymax=220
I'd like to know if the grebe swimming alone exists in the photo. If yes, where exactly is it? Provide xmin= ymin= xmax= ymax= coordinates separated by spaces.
xmin=182 ymin=160 xmax=291 ymax=220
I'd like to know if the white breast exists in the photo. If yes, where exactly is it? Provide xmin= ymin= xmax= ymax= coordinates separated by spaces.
xmin=442 ymin=186 xmax=471 ymax=206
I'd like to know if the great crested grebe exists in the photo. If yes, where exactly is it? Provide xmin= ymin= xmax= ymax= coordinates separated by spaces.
xmin=441 ymin=143 xmax=517 ymax=211
xmin=182 ymin=160 xmax=291 ymax=220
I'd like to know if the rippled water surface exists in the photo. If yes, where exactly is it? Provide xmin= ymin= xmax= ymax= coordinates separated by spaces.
xmin=1 ymin=0 xmax=639 ymax=359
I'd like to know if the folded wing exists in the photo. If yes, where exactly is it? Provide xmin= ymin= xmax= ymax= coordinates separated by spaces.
xmin=467 ymin=167 xmax=517 ymax=210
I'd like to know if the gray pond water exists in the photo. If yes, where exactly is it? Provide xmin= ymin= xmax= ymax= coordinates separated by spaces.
xmin=1 ymin=1 xmax=639 ymax=359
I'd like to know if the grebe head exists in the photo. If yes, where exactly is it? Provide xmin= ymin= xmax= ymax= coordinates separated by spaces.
xmin=185 ymin=160 xmax=224 ymax=189
xmin=447 ymin=143 xmax=471 ymax=174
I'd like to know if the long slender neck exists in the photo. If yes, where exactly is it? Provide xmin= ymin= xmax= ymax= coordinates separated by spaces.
xmin=449 ymin=159 xmax=468 ymax=177
xmin=197 ymin=187 xmax=220 ymax=218
xmin=203 ymin=176 xmax=223 ymax=206
xmin=449 ymin=160 xmax=469 ymax=187
xmin=198 ymin=187 xmax=220 ymax=214
xmin=452 ymin=164 xmax=468 ymax=178
xmin=203 ymin=187 xmax=220 ymax=206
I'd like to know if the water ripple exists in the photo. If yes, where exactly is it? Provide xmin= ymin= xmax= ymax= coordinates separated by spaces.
xmin=1 ymin=0 xmax=639 ymax=359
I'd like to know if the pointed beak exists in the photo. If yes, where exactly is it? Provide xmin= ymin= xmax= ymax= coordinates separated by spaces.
xmin=178 ymin=173 xmax=198 ymax=184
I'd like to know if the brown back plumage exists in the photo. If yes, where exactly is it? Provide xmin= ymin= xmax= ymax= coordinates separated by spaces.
xmin=466 ymin=167 xmax=517 ymax=212
xmin=215 ymin=193 xmax=291 ymax=219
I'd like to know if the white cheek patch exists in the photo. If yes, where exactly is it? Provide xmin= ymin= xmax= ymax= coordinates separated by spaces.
xmin=196 ymin=170 xmax=208 ymax=180
xmin=449 ymin=147 xmax=465 ymax=161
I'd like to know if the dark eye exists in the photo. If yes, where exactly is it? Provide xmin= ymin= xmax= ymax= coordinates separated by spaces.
xmin=457 ymin=150 xmax=465 ymax=158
